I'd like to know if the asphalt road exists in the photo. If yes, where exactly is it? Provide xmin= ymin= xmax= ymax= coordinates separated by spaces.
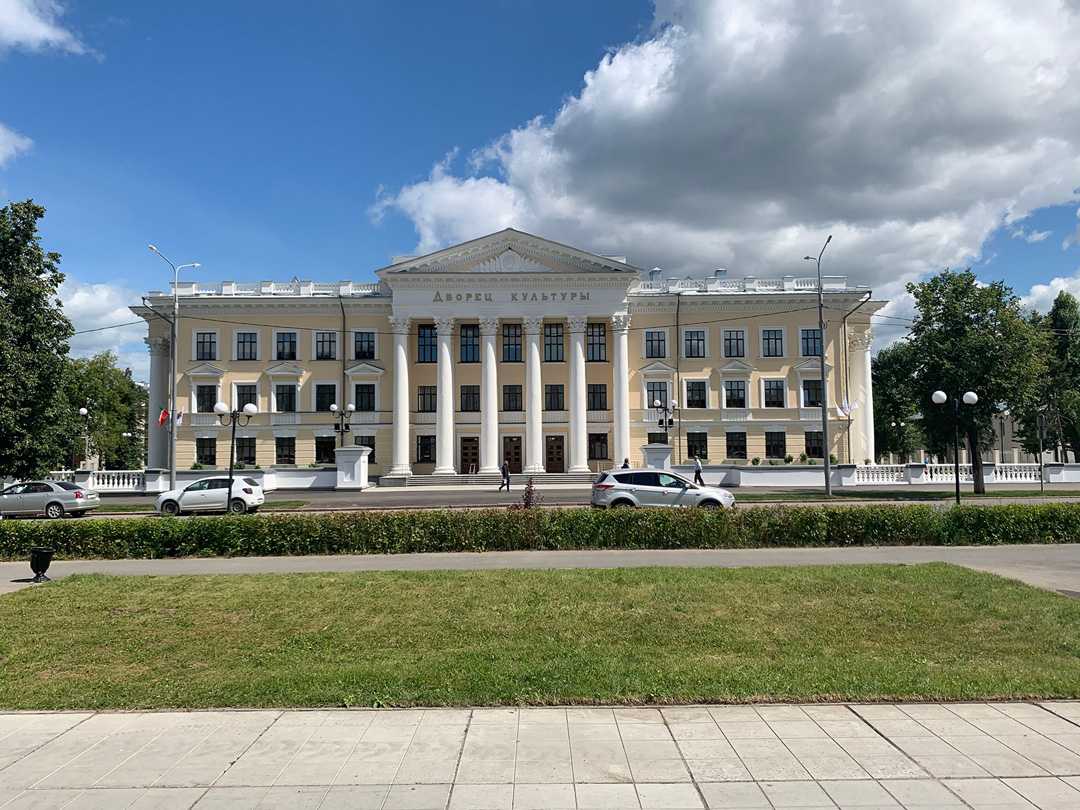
xmin=4 ymin=545 xmax=1079 ymax=597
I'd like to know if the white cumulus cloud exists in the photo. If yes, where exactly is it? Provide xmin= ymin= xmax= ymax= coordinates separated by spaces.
xmin=1064 ymin=207 xmax=1080 ymax=250
xmin=60 ymin=279 xmax=148 ymax=381
xmin=0 ymin=0 xmax=85 ymax=53
xmin=0 ymin=122 xmax=32 ymax=167
xmin=373 ymin=0 xmax=1080 ymax=310
xmin=1021 ymin=268 xmax=1080 ymax=313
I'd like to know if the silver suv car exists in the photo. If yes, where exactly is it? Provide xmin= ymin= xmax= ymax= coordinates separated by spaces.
xmin=591 ymin=468 xmax=735 ymax=509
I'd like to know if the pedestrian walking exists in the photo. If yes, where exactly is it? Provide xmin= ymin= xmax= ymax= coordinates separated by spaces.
xmin=499 ymin=458 xmax=511 ymax=491
xmin=693 ymin=455 xmax=705 ymax=486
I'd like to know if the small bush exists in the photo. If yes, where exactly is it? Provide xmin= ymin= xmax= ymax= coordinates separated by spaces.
xmin=1 ymin=504 xmax=1079 ymax=561
xmin=751 ymin=457 xmax=761 ymax=466
xmin=784 ymin=455 xmax=794 ymax=464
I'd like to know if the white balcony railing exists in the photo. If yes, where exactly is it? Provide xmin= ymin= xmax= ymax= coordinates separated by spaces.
xmin=190 ymin=414 xmax=219 ymax=426
xmin=855 ymin=465 xmax=905 ymax=485
xmin=927 ymin=463 xmax=973 ymax=482
xmin=586 ymin=410 xmax=612 ymax=423
xmin=89 ymin=470 xmax=146 ymax=491
xmin=993 ymin=463 xmax=1041 ymax=483
xmin=271 ymin=413 xmax=299 ymax=425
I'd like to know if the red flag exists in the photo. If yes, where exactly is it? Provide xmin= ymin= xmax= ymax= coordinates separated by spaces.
xmin=157 ymin=408 xmax=169 ymax=427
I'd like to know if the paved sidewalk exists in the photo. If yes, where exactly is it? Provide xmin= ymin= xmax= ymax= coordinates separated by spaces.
xmin=4 ymin=545 xmax=1080 ymax=596
xmin=2 ymin=703 xmax=1080 ymax=808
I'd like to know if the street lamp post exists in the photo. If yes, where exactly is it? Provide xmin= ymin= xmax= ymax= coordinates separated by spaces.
xmin=931 ymin=389 xmax=978 ymax=505
xmin=804 ymin=235 xmax=833 ymax=496
xmin=148 ymin=245 xmax=200 ymax=492
xmin=1037 ymin=411 xmax=1047 ymax=494
xmin=653 ymin=398 xmax=679 ymax=445
xmin=78 ymin=407 xmax=89 ymax=469
xmin=213 ymin=402 xmax=258 ymax=513
xmin=890 ymin=420 xmax=906 ymax=463
xmin=330 ymin=402 xmax=356 ymax=445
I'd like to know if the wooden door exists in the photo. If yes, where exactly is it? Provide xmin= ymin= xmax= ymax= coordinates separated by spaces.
xmin=460 ymin=437 xmax=480 ymax=475
xmin=545 ymin=435 xmax=565 ymax=473
xmin=502 ymin=436 xmax=522 ymax=474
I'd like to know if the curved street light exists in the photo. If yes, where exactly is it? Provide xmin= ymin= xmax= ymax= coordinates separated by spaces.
xmin=804 ymin=234 xmax=833 ymax=494
xmin=931 ymin=389 xmax=978 ymax=504
xmin=330 ymin=402 xmax=357 ymax=439
xmin=653 ymin=398 xmax=679 ymax=445
xmin=214 ymin=401 xmax=258 ymax=512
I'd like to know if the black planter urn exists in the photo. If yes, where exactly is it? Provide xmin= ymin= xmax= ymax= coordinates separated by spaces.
xmin=29 ymin=547 xmax=54 ymax=583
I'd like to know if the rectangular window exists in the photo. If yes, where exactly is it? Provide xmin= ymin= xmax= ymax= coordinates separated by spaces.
xmin=802 ymin=379 xmax=823 ymax=408
xmin=315 ymin=384 xmax=336 ymax=412
xmin=765 ymin=431 xmax=787 ymax=459
xmin=544 ymin=384 xmax=565 ymax=411
xmin=587 ymin=383 xmax=608 ymax=411
xmin=236 ymin=332 xmax=258 ymax=360
xmin=274 ymin=384 xmax=296 ymax=413
xmin=801 ymin=328 xmax=823 ymax=357
xmin=544 ymin=323 xmax=564 ymax=362
xmin=647 ymin=432 xmax=668 ymax=445
xmin=314 ymin=436 xmax=336 ymax=465
xmin=195 ymin=332 xmax=216 ymax=361
xmin=196 ymin=385 xmax=217 ymax=413
xmin=683 ymin=329 xmax=706 ymax=358
xmin=235 ymin=384 xmax=257 ymax=409
xmin=355 ymin=435 xmax=375 ymax=462
xmin=762 ymin=329 xmax=784 ymax=357
xmin=687 ymin=432 xmax=708 ymax=460
xmin=417 ymin=385 xmax=437 ymax=413
xmin=764 ymin=380 xmax=785 ymax=408
xmin=275 ymin=332 xmax=297 ymax=361
xmin=685 ymin=381 xmax=707 ymax=409
xmin=723 ymin=380 xmax=747 ymax=409
xmin=460 ymin=384 xmax=480 ymax=412
xmin=723 ymin=329 xmax=745 ymax=358
xmin=417 ymin=324 xmax=437 ymax=363
xmin=726 ymin=432 xmax=747 ymax=459
xmin=645 ymin=330 xmax=666 ymax=358
xmin=588 ymin=433 xmax=609 ymax=461
xmin=416 ymin=434 xmax=436 ymax=463
xmin=805 ymin=430 xmax=824 ymax=459
xmin=275 ymin=437 xmax=295 ymax=465
xmin=315 ymin=332 xmax=336 ymax=360
xmin=354 ymin=331 xmax=376 ymax=360
xmin=195 ymin=438 xmax=216 ymax=466
xmin=235 ymin=437 xmax=256 ymax=466
xmin=355 ymin=383 xmax=376 ymax=412
xmin=502 ymin=384 xmax=522 ymax=412
xmin=502 ymin=324 xmax=522 ymax=362
xmin=646 ymin=381 xmax=668 ymax=408
xmin=586 ymin=323 xmax=607 ymax=361
xmin=459 ymin=324 xmax=480 ymax=363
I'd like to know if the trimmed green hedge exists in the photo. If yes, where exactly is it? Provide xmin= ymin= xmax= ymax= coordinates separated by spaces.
xmin=1 ymin=503 xmax=1079 ymax=561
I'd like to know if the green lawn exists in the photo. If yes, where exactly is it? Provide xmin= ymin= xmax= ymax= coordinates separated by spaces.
xmin=1 ymin=564 xmax=1079 ymax=710
xmin=734 ymin=489 xmax=1080 ymax=502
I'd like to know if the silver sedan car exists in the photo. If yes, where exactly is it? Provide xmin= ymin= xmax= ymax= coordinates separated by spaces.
xmin=0 ymin=480 xmax=101 ymax=518
xmin=591 ymin=468 xmax=735 ymax=509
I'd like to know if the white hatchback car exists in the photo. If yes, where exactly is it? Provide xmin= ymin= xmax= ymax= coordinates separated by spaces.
xmin=155 ymin=476 xmax=264 ymax=516
xmin=591 ymin=468 xmax=735 ymax=509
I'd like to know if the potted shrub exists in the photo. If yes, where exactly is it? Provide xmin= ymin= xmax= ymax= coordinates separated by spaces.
xmin=751 ymin=457 xmax=761 ymax=466
xmin=784 ymin=454 xmax=793 ymax=464
xmin=798 ymin=452 xmax=807 ymax=464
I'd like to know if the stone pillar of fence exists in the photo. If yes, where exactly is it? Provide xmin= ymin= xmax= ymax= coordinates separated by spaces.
xmin=143 ymin=469 xmax=167 ymax=494
xmin=833 ymin=464 xmax=858 ymax=487
xmin=981 ymin=461 xmax=996 ymax=484
xmin=903 ymin=463 xmax=927 ymax=484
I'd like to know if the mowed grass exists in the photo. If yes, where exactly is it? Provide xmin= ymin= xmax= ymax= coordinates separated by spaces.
xmin=1 ymin=564 xmax=1079 ymax=710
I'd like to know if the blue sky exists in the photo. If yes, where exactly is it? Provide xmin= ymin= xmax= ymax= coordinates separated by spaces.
xmin=2 ymin=0 xmax=1079 ymax=378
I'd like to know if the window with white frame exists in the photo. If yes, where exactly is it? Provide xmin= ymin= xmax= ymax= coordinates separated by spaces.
xmin=275 ymin=437 xmax=295 ymax=465
xmin=800 ymin=328 xmax=822 ymax=357
xmin=502 ymin=384 xmax=522 ymax=411
xmin=723 ymin=329 xmax=745 ymax=358
xmin=723 ymin=380 xmax=746 ymax=408
xmin=235 ymin=384 xmax=257 ymax=409
xmin=687 ymin=432 xmax=708 ymax=460
xmin=646 ymin=381 xmax=668 ymax=408
xmin=587 ymin=383 xmax=607 ymax=411
xmin=315 ymin=384 xmax=336 ymax=412
xmin=802 ymin=379 xmax=823 ymax=408
xmin=236 ymin=332 xmax=258 ymax=360
xmin=586 ymin=323 xmax=607 ymax=361
xmin=315 ymin=436 xmax=336 ymax=464
xmin=196 ymin=438 xmax=216 ymax=466
xmin=417 ymin=385 xmax=437 ymax=413
xmin=726 ymin=432 xmax=747 ymax=459
xmin=644 ymin=330 xmax=666 ymax=358
xmin=544 ymin=384 xmax=564 ymax=411
xmin=274 ymin=383 xmax=296 ymax=412
xmin=275 ymin=332 xmax=297 ymax=361
xmin=763 ymin=379 xmax=785 ymax=408
xmin=314 ymin=332 xmax=336 ymax=360
xmin=544 ymin=323 xmax=564 ymax=362
xmin=459 ymin=324 xmax=480 ymax=363
xmin=354 ymin=331 xmax=376 ymax=360
xmin=235 ymin=437 xmax=257 ymax=466
xmin=417 ymin=325 xmax=437 ymax=363
xmin=683 ymin=329 xmax=706 ymax=358
xmin=588 ymin=433 xmax=609 ymax=460
xmin=685 ymin=381 xmax=707 ymax=409
xmin=195 ymin=384 xmax=218 ymax=413
xmin=354 ymin=383 xmax=375 ymax=412
xmin=195 ymin=332 xmax=217 ymax=361
xmin=460 ymin=384 xmax=480 ymax=412
xmin=416 ymin=434 xmax=436 ymax=463
xmin=765 ymin=431 xmax=787 ymax=459
xmin=804 ymin=430 xmax=824 ymax=458
xmin=762 ymin=329 xmax=784 ymax=357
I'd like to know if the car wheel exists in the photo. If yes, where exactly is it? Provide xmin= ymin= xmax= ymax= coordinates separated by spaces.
xmin=229 ymin=498 xmax=247 ymax=515
xmin=45 ymin=502 xmax=65 ymax=519
xmin=610 ymin=499 xmax=635 ymax=508
xmin=160 ymin=500 xmax=180 ymax=517
xmin=699 ymin=500 xmax=720 ymax=509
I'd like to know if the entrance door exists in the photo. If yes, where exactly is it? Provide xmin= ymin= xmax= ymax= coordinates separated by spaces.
xmin=460 ymin=436 xmax=480 ymax=475
xmin=502 ymin=436 xmax=523 ymax=473
xmin=545 ymin=435 xmax=565 ymax=473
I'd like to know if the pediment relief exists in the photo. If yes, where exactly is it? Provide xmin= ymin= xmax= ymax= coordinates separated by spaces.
xmin=185 ymin=363 xmax=224 ymax=378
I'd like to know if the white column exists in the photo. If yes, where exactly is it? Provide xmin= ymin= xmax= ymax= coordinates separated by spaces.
xmin=433 ymin=316 xmax=456 ymax=475
xmin=611 ymin=313 xmax=631 ymax=466
xmin=144 ymin=336 xmax=171 ymax=469
xmin=389 ymin=317 xmax=412 ymax=477
xmin=568 ymin=316 xmax=589 ymax=473
xmin=479 ymin=318 xmax=500 ymax=474
xmin=862 ymin=330 xmax=875 ymax=464
xmin=524 ymin=316 xmax=545 ymax=473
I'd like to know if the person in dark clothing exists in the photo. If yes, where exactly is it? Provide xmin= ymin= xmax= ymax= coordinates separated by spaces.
xmin=621 ymin=458 xmax=631 ymax=469
xmin=499 ymin=458 xmax=511 ymax=491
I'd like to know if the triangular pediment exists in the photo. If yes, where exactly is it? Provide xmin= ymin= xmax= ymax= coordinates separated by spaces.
xmin=640 ymin=360 xmax=677 ymax=375
xmin=185 ymin=363 xmax=224 ymax=378
xmin=377 ymin=228 xmax=643 ymax=276
xmin=793 ymin=357 xmax=832 ymax=373
xmin=263 ymin=362 xmax=305 ymax=377
xmin=720 ymin=359 xmax=755 ymax=373
xmin=345 ymin=362 xmax=385 ymax=377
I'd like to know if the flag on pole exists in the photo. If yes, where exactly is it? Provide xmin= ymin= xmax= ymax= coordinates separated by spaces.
xmin=157 ymin=408 xmax=169 ymax=427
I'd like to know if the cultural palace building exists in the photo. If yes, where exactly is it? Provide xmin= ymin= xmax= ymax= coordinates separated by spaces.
xmin=133 ymin=229 xmax=884 ymax=482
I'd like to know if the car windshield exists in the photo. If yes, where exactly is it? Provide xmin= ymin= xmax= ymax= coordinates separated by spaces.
xmin=55 ymin=482 xmax=82 ymax=491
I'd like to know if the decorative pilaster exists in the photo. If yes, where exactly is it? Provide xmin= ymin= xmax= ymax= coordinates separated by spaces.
xmin=145 ymin=336 xmax=171 ymax=470
xmin=479 ymin=317 xmax=500 ymax=474
xmin=611 ymin=313 xmax=631 ymax=466
xmin=568 ymin=316 xmax=589 ymax=473
xmin=849 ymin=329 xmax=875 ymax=464
xmin=433 ymin=317 xmax=456 ymax=475
xmin=389 ymin=317 xmax=412 ymax=476
xmin=523 ymin=316 xmax=545 ymax=473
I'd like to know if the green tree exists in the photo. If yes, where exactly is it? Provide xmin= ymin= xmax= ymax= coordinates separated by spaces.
xmin=906 ymin=269 xmax=1044 ymax=493
xmin=871 ymin=341 xmax=924 ymax=461
xmin=0 ymin=200 xmax=74 ymax=479
xmin=60 ymin=352 xmax=147 ymax=470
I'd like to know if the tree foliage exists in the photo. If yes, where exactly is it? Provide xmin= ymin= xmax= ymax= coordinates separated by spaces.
xmin=0 ymin=200 xmax=74 ymax=479
xmin=59 ymin=352 xmax=148 ymax=470
xmin=905 ymin=269 xmax=1044 ymax=493
xmin=871 ymin=341 xmax=924 ymax=461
